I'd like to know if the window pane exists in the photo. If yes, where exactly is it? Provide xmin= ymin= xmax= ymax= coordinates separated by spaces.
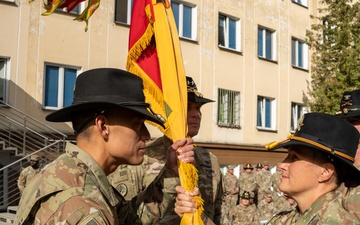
xmin=115 ymin=0 xmax=129 ymax=23
xmin=45 ymin=66 xmax=59 ymax=107
xmin=265 ymin=99 xmax=271 ymax=127
xmin=218 ymin=16 xmax=225 ymax=46
xmin=258 ymin=28 xmax=263 ymax=56
xmin=183 ymin=5 xmax=192 ymax=38
xmin=298 ymin=42 xmax=303 ymax=67
xmin=265 ymin=31 xmax=272 ymax=59
xmin=0 ymin=60 xmax=5 ymax=101
xmin=228 ymin=19 xmax=236 ymax=49
xmin=171 ymin=2 xmax=180 ymax=31
xmin=257 ymin=97 xmax=262 ymax=126
xmin=63 ymin=68 xmax=77 ymax=107
xmin=291 ymin=39 xmax=296 ymax=65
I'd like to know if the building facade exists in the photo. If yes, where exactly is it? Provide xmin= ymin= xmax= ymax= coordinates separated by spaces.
xmin=0 ymin=0 xmax=318 ymax=168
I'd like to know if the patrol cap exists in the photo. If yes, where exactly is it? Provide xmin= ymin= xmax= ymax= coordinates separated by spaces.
xmin=227 ymin=165 xmax=236 ymax=170
xmin=46 ymin=68 xmax=165 ymax=128
xmin=30 ymin=155 xmax=39 ymax=161
xmin=266 ymin=112 xmax=360 ymax=188
xmin=240 ymin=191 xmax=251 ymax=200
xmin=244 ymin=163 xmax=253 ymax=170
xmin=186 ymin=76 xmax=214 ymax=105
xmin=263 ymin=161 xmax=269 ymax=166
xmin=337 ymin=90 xmax=360 ymax=118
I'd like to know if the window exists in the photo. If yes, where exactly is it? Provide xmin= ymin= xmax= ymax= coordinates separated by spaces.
xmin=43 ymin=64 xmax=79 ymax=110
xmin=257 ymin=96 xmax=276 ymax=130
xmin=115 ymin=0 xmax=134 ymax=24
xmin=171 ymin=1 xmax=197 ymax=40
xmin=291 ymin=102 xmax=305 ymax=132
xmin=218 ymin=89 xmax=240 ymax=128
xmin=258 ymin=26 xmax=276 ymax=60
xmin=291 ymin=38 xmax=308 ymax=69
xmin=292 ymin=0 xmax=308 ymax=7
xmin=218 ymin=14 xmax=241 ymax=51
xmin=0 ymin=58 xmax=9 ymax=103
xmin=56 ymin=1 xmax=86 ymax=15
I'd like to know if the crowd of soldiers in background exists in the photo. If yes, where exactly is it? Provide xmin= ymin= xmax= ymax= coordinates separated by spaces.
xmin=221 ymin=162 xmax=297 ymax=225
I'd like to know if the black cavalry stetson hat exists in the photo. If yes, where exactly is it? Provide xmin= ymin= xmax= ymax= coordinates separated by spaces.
xmin=337 ymin=89 xmax=360 ymax=118
xmin=46 ymin=68 xmax=165 ymax=128
xmin=266 ymin=112 xmax=360 ymax=187
xmin=186 ymin=76 xmax=214 ymax=105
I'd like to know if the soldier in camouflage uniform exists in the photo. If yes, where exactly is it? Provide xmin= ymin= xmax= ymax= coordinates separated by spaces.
xmin=221 ymin=165 xmax=239 ymax=225
xmin=255 ymin=162 xmax=272 ymax=203
xmin=239 ymin=163 xmax=257 ymax=201
xmin=256 ymin=188 xmax=275 ymax=224
xmin=336 ymin=89 xmax=360 ymax=223
xmin=17 ymin=154 xmax=41 ymax=194
xmin=266 ymin=113 xmax=360 ymax=224
xmin=127 ymin=76 xmax=223 ymax=224
xmin=229 ymin=191 xmax=259 ymax=225
xmin=14 ymin=68 xmax=196 ymax=225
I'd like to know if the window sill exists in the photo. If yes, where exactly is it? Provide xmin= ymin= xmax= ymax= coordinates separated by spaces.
xmin=291 ymin=1 xmax=308 ymax=9
xmin=218 ymin=46 xmax=243 ymax=55
xmin=257 ymin=56 xmax=278 ymax=64
xmin=179 ymin=37 xmax=199 ymax=44
xmin=257 ymin=127 xmax=277 ymax=133
xmin=291 ymin=65 xmax=309 ymax=72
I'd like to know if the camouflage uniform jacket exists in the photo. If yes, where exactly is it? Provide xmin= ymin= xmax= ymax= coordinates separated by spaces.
xmin=229 ymin=203 xmax=259 ymax=225
xmin=138 ymin=136 xmax=223 ymax=225
xmin=108 ymin=164 xmax=144 ymax=201
xmin=257 ymin=198 xmax=276 ymax=220
xmin=223 ymin=173 xmax=239 ymax=195
xmin=267 ymin=191 xmax=355 ymax=225
xmin=239 ymin=172 xmax=257 ymax=194
xmin=256 ymin=169 xmax=272 ymax=191
xmin=17 ymin=165 xmax=41 ymax=193
xmin=14 ymin=143 xmax=176 ymax=225
xmin=338 ymin=164 xmax=360 ymax=223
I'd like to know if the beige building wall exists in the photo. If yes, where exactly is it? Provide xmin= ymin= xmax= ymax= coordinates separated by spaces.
xmin=0 ymin=0 xmax=317 ymax=165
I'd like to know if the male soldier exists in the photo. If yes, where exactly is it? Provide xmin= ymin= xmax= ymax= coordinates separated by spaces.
xmin=239 ymin=163 xmax=257 ymax=200
xmin=14 ymin=68 xmax=196 ymax=225
xmin=336 ymin=89 xmax=360 ymax=222
xmin=221 ymin=165 xmax=239 ymax=225
xmin=256 ymin=188 xmax=276 ymax=224
xmin=256 ymin=161 xmax=272 ymax=202
xmin=129 ymin=76 xmax=222 ymax=224
xmin=229 ymin=191 xmax=259 ymax=225
xmin=17 ymin=154 xmax=41 ymax=194
xmin=255 ymin=163 xmax=263 ymax=172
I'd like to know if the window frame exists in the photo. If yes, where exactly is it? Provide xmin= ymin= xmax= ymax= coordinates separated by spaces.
xmin=218 ymin=13 xmax=241 ymax=51
xmin=171 ymin=1 xmax=197 ymax=40
xmin=257 ymin=26 xmax=276 ymax=61
xmin=257 ymin=96 xmax=276 ymax=130
xmin=56 ymin=1 xmax=86 ymax=15
xmin=217 ymin=88 xmax=241 ymax=129
xmin=291 ymin=37 xmax=309 ymax=70
xmin=0 ymin=57 xmax=9 ymax=104
xmin=114 ymin=0 xmax=134 ymax=25
xmin=42 ymin=63 xmax=80 ymax=110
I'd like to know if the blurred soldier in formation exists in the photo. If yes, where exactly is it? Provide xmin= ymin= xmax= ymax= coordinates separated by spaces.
xmin=239 ymin=163 xmax=257 ymax=201
xmin=221 ymin=164 xmax=239 ymax=225
xmin=256 ymin=188 xmax=276 ymax=224
xmin=17 ymin=154 xmax=41 ymax=194
xmin=229 ymin=191 xmax=259 ymax=225
xmin=256 ymin=161 xmax=272 ymax=202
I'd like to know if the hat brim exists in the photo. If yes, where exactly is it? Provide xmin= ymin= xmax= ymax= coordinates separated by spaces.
xmin=271 ymin=139 xmax=360 ymax=187
xmin=188 ymin=93 xmax=214 ymax=105
xmin=46 ymin=102 xmax=165 ymax=128
xmin=337 ymin=110 xmax=360 ymax=119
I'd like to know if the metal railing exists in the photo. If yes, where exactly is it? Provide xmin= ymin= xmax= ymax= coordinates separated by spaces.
xmin=0 ymin=101 xmax=67 ymax=211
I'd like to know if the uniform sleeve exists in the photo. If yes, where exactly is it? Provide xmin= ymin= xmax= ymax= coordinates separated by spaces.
xmin=17 ymin=169 xmax=26 ymax=193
